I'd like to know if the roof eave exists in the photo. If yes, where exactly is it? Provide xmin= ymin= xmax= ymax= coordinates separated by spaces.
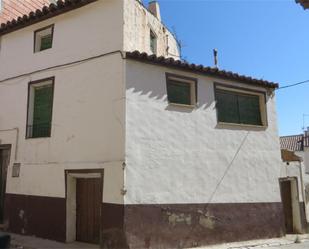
xmin=126 ymin=51 xmax=279 ymax=89
xmin=0 ymin=0 xmax=97 ymax=36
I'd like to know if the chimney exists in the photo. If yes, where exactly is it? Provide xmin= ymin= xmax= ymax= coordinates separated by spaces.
xmin=148 ymin=1 xmax=161 ymax=21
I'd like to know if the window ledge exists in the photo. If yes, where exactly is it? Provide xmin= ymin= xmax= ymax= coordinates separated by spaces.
xmin=217 ymin=122 xmax=267 ymax=129
xmin=34 ymin=48 xmax=52 ymax=54
xmin=25 ymin=136 xmax=51 ymax=140
xmin=168 ymin=103 xmax=196 ymax=109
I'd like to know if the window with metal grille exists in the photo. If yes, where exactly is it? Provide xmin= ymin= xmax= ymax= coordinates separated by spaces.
xmin=34 ymin=25 xmax=54 ymax=53
xmin=26 ymin=78 xmax=54 ymax=138
xmin=215 ymin=88 xmax=265 ymax=126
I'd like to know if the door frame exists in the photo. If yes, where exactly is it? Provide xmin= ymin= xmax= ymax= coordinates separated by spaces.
xmin=0 ymin=144 xmax=11 ymax=224
xmin=65 ymin=169 xmax=104 ymax=243
xmin=279 ymin=177 xmax=303 ymax=234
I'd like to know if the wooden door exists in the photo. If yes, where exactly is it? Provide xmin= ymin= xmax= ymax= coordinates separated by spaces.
xmin=280 ymin=180 xmax=293 ymax=233
xmin=0 ymin=147 xmax=10 ymax=224
xmin=76 ymin=178 xmax=102 ymax=244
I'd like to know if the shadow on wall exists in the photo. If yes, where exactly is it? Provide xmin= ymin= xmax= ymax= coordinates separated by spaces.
xmin=126 ymin=83 xmax=214 ymax=113
xmin=126 ymin=83 xmax=272 ymax=132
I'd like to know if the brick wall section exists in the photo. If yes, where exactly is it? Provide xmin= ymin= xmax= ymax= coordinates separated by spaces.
xmin=0 ymin=0 xmax=51 ymax=24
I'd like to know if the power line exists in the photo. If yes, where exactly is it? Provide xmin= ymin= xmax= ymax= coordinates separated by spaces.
xmin=277 ymin=79 xmax=309 ymax=90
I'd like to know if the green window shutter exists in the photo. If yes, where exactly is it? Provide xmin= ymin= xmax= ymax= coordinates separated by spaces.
xmin=216 ymin=90 xmax=240 ymax=124
xmin=238 ymin=94 xmax=262 ymax=125
xmin=167 ymin=80 xmax=191 ymax=105
xmin=40 ymin=34 xmax=52 ymax=51
xmin=32 ymin=85 xmax=53 ymax=137
xmin=150 ymin=31 xmax=156 ymax=54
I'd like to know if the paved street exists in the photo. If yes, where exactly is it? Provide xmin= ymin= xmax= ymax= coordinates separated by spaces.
xmin=264 ymin=241 xmax=309 ymax=249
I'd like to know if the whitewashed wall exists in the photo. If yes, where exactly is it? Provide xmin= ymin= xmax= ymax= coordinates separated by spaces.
xmin=123 ymin=0 xmax=180 ymax=58
xmin=0 ymin=0 xmax=181 ymax=205
xmin=304 ymin=148 xmax=309 ymax=173
xmin=125 ymin=60 xmax=283 ymax=204
xmin=0 ymin=0 xmax=123 ymax=80
xmin=0 ymin=53 xmax=125 ymax=204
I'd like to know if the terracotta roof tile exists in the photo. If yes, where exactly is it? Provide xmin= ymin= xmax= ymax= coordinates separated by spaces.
xmin=0 ymin=0 xmax=50 ymax=24
xmin=280 ymin=134 xmax=306 ymax=152
xmin=281 ymin=149 xmax=302 ymax=162
xmin=126 ymin=51 xmax=279 ymax=89
xmin=0 ymin=0 xmax=97 ymax=36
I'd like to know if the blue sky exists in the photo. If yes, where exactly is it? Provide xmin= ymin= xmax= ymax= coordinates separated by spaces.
xmin=143 ymin=0 xmax=309 ymax=136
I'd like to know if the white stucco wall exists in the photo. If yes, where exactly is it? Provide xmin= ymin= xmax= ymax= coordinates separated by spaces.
xmin=125 ymin=60 xmax=283 ymax=205
xmin=0 ymin=53 xmax=125 ymax=204
xmin=0 ymin=0 xmax=123 ymax=80
xmin=304 ymin=147 xmax=309 ymax=173
xmin=0 ymin=0 xmax=181 ymax=206
xmin=123 ymin=0 xmax=180 ymax=58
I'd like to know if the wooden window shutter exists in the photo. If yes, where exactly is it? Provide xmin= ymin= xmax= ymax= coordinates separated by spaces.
xmin=167 ymin=80 xmax=191 ymax=105
xmin=216 ymin=89 xmax=263 ymax=126
xmin=32 ymin=85 xmax=53 ymax=137
xmin=238 ymin=94 xmax=262 ymax=125
xmin=216 ymin=90 xmax=240 ymax=124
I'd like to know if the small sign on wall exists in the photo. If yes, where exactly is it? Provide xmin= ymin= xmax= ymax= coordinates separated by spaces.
xmin=12 ymin=163 xmax=21 ymax=177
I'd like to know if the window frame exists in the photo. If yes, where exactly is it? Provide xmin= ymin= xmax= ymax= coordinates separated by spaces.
xmin=33 ymin=24 xmax=54 ymax=53
xmin=165 ymin=73 xmax=198 ymax=108
xmin=150 ymin=29 xmax=157 ymax=55
xmin=214 ymin=82 xmax=268 ymax=127
xmin=26 ymin=77 xmax=55 ymax=139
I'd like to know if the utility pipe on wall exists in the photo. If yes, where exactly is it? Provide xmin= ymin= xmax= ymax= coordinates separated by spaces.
xmin=298 ymin=161 xmax=309 ymax=222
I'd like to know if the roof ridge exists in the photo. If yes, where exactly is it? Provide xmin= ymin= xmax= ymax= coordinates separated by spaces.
xmin=280 ymin=134 xmax=303 ymax=138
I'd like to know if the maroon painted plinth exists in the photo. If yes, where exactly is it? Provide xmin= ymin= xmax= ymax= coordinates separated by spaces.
xmin=4 ymin=194 xmax=286 ymax=249
xmin=123 ymin=203 xmax=285 ymax=249
xmin=101 ymin=203 xmax=128 ymax=249
xmin=4 ymin=193 xmax=66 ymax=242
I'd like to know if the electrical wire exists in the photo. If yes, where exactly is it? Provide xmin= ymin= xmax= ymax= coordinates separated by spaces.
xmin=277 ymin=79 xmax=309 ymax=90
xmin=0 ymin=50 xmax=124 ymax=84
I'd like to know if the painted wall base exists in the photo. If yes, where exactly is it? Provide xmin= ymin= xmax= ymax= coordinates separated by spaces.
xmin=4 ymin=195 xmax=286 ymax=249
xmin=123 ymin=203 xmax=285 ymax=249
xmin=4 ymin=194 xmax=66 ymax=242
xmin=101 ymin=203 xmax=128 ymax=249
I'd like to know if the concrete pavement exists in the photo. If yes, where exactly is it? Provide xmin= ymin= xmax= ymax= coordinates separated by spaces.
xmin=8 ymin=233 xmax=309 ymax=249
xmin=10 ymin=233 xmax=99 ymax=249
xmin=266 ymin=241 xmax=309 ymax=249
xmin=191 ymin=234 xmax=309 ymax=249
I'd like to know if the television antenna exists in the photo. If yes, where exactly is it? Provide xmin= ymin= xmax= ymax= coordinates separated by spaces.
xmin=302 ymin=114 xmax=309 ymax=131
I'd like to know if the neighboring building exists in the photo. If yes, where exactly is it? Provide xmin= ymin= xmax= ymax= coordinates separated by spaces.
xmin=0 ymin=0 xmax=286 ymax=248
xmin=296 ymin=0 xmax=309 ymax=9
xmin=281 ymin=132 xmax=309 ymax=173
xmin=280 ymin=131 xmax=309 ymax=234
